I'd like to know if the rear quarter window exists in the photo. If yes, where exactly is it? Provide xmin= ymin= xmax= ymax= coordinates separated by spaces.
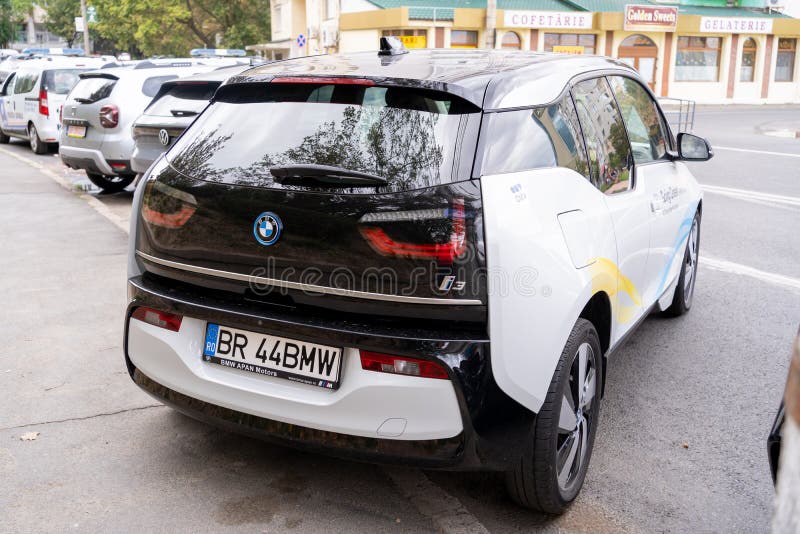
xmin=481 ymin=94 xmax=590 ymax=178
xmin=142 ymin=75 xmax=179 ymax=98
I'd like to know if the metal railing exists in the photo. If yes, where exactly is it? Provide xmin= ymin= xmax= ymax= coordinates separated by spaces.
xmin=658 ymin=97 xmax=696 ymax=133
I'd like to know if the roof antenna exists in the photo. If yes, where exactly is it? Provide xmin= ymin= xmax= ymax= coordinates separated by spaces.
xmin=378 ymin=36 xmax=408 ymax=56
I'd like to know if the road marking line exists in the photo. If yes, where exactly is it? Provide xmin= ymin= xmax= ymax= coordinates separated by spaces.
xmin=0 ymin=146 xmax=130 ymax=235
xmin=702 ymin=256 xmax=800 ymax=292
xmin=700 ymin=184 xmax=800 ymax=208
xmin=383 ymin=467 xmax=489 ymax=534
xmin=713 ymin=146 xmax=800 ymax=158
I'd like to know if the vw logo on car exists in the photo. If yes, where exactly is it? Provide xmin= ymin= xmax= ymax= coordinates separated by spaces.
xmin=158 ymin=129 xmax=170 ymax=146
xmin=253 ymin=212 xmax=282 ymax=246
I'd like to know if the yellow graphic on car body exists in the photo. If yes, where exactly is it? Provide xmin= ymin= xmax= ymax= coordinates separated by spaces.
xmin=588 ymin=257 xmax=642 ymax=324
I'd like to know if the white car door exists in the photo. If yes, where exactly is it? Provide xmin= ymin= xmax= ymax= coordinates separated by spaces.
xmin=572 ymin=76 xmax=650 ymax=337
xmin=607 ymin=75 xmax=701 ymax=307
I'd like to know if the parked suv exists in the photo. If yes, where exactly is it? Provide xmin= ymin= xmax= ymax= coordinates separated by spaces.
xmin=0 ymin=56 xmax=110 ymax=153
xmin=59 ymin=62 xmax=224 ymax=192
xmin=124 ymin=43 xmax=711 ymax=513
xmin=130 ymin=65 xmax=247 ymax=174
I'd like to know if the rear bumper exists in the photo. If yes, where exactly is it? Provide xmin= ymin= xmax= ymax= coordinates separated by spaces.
xmin=133 ymin=367 xmax=465 ymax=467
xmin=60 ymin=145 xmax=115 ymax=175
xmin=124 ymin=274 xmax=534 ymax=470
xmin=130 ymin=141 xmax=163 ymax=174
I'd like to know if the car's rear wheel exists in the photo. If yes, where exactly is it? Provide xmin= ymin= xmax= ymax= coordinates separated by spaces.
xmin=28 ymin=124 xmax=47 ymax=155
xmin=505 ymin=318 xmax=602 ymax=514
xmin=664 ymin=211 xmax=701 ymax=317
xmin=86 ymin=171 xmax=135 ymax=193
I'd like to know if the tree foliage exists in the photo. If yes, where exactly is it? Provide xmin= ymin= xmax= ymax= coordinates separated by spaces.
xmin=89 ymin=0 xmax=270 ymax=57
xmin=43 ymin=0 xmax=80 ymax=47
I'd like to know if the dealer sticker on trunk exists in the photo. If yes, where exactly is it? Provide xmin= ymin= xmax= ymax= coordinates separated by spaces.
xmin=203 ymin=323 xmax=343 ymax=389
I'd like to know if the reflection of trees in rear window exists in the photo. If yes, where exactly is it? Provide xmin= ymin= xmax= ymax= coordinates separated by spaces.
xmin=70 ymin=78 xmax=116 ymax=102
xmin=42 ymin=70 xmax=83 ymax=94
xmin=167 ymin=84 xmax=475 ymax=192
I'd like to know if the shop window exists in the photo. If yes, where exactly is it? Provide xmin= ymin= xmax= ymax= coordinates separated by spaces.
xmin=451 ymin=30 xmax=478 ymax=49
xmin=675 ymin=36 xmax=722 ymax=82
xmin=382 ymin=29 xmax=427 ymax=49
xmin=543 ymin=33 xmax=596 ymax=55
xmin=740 ymin=38 xmax=757 ymax=82
xmin=776 ymin=38 xmax=796 ymax=82
xmin=501 ymin=31 xmax=521 ymax=50
xmin=325 ymin=0 xmax=337 ymax=19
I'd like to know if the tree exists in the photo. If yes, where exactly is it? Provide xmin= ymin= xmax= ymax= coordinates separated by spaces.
xmin=43 ymin=0 xmax=80 ymax=47
xmin=89 ymin=0 xmax=270 ymax=57
xmin=0 ymin=0 xmax=12 ymax=47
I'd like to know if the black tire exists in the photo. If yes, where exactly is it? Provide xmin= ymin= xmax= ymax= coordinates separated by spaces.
xmin=28 ymin=124 xmax=47 ymax=155
xmin=663 ymin=211 xmax=701 ymax=317
xmin=505 ymin=318 xmax=603 ymax=514
xmin=86 ymin=172 xmax=135 ymax=193
xmin=0 ymin=130 xmax=9 ymax=144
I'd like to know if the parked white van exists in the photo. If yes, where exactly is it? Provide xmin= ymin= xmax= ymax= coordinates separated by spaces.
xmin=0 ymin=56 xmax=113 ymax=153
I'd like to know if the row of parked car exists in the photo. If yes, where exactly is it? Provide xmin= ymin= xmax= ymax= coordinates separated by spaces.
xmin=0 ymin=50 xmax=252 ymax=192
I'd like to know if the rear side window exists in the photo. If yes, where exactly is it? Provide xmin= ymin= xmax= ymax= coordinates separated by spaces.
xmin=571 ymin=77 xmax=633 ymax=195
xmin=481 ymin=94 xmax=589 ymax=178
xmin=167 ymin=83 xmax=481 ymax=192
xmin=142 ymin=75 xmax=178 ymax=98
xmin=14 ymin=72 xmax=38 ymax=94
xmin=41 ymin=69 xmax=84 ymax=95
xmin=145 ymin=82 xmax=220 ymax=117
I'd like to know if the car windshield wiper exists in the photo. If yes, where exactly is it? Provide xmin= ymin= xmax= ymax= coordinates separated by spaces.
xmin=170 ymin=109 xmax=199 ymax=117
xmin=269 ymin=164 xmax=387 ymax=187
xmin=73 ymin=97 xmax=94 ymax=104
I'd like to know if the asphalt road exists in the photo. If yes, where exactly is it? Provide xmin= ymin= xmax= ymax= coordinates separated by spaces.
xmin=1 ymin=106 xmax=798 ymax=533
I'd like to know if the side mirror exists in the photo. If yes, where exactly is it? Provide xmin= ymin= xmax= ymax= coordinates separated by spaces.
xmin=677 ymin=133 xmax=714 ymax=161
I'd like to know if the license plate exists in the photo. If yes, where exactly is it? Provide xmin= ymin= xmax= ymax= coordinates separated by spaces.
xmin=66 ymin=125 xmax=86 ymax=138
xmin=202 ymin=323 xmax=343 ymax=389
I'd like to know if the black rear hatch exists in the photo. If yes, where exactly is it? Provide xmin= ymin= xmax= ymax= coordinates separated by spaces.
xmin=135 ymin=79 xmax=487 ymax=324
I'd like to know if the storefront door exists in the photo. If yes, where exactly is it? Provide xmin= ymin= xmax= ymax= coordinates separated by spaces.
xmin=618 ymin=34 xmax=659 ymax=91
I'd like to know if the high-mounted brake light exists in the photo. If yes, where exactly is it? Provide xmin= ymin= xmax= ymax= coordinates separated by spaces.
xmin=38 ymin=89 xmax=49 ymax=116
xmin=360 ymin=350 xmax=448 ymax=380
xmin=131 ymin=307 xmax=183 ymax=332
xmin=99 ymin=104 xmax=119 ymax=128
xmin=271 ymin=76 xmax=375 ymax=86
xmin=359 ymin=199 xmax=466 ymax=264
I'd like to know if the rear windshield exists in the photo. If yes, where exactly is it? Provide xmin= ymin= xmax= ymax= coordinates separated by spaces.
xmin=145 ymin=81 xmax=220 ymax=117
xmin=166 ymin=83 xmax=480 ymax=192
xmin=69 ymin=77 xmax=117 ymax=103
xmin=42 ymin=69 xmax=84 ymax=95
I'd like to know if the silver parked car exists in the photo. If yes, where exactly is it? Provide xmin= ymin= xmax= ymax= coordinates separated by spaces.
xmin=59 ymin=61 xmax=235 ymax=192
xmin=130 ymin=65 xmax=247 ymax=174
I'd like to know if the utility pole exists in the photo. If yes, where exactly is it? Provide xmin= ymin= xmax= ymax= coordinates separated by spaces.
xmin=485 ymin=0 xmax=497 ymax=49
xmin=80 ymin=0 xmax=90 ymax=54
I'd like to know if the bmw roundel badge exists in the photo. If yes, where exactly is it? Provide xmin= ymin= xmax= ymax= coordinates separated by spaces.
xmin=253 ymin=212 xmax=282 ymax=246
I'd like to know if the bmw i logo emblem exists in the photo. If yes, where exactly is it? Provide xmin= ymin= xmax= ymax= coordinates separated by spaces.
xmin=253 ymin=212 xmax=282 ymax=246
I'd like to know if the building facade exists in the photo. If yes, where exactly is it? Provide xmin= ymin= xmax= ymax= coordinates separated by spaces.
xmin=251 ymin=0 xmax=800 ymax=103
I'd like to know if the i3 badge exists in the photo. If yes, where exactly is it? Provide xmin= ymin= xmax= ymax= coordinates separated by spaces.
xmin=158 ymin=129 xmax=170 ymax=146
xmin=253 ymin=212 xmax=282 ymax=246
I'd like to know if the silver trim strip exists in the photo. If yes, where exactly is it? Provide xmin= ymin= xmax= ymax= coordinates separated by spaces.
xmin=136 ymin=251 xmax=483 ymax=306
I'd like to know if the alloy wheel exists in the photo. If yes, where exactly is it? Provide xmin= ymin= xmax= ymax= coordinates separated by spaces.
xmin=556 ymin=342 xmax=597 ymax=492
xmin=683 ymin=219 xmax=699 ymax=308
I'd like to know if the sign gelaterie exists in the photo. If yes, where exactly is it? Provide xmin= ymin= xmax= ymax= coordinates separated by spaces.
xmin=700 ymin=17 xmax=773 ymax=34
xmin=624 ymin=4 xmax=678 ymax=32
xmin=504 ymin=11 xmax=593 ymax=30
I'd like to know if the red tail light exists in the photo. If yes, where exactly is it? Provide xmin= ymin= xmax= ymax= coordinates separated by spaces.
xmin=271 ymin=76 xmax=375 ymax=86
xmin=58 ymin=104 xmax=63 ymax=124
xmin=141 ymin=180 xmax=197 ymax=229
xmin=99 ymin=104 xmax=119 ymax=128
xmin=360 ymin=350 xmax=449 ymax=379
xmin=38 ymin=89 xmax=48 ymax=116
xmin=359 ymin=199 xmax=466 ymax=264
xmin=131 ymin=307 xmax=182 ymax=332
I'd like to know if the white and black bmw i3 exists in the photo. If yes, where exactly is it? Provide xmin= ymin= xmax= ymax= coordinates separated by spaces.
xmin=125 ymin=40 xmax=712 ymax=513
